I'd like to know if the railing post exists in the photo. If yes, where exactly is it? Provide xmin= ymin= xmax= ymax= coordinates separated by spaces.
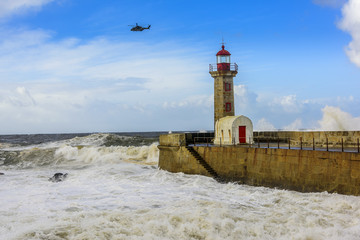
xmin=326 ymin=138 xmax=329 ymax=151
xmin=300 ymin=137 xmax=302 ymax=150
xmin=288 ymin=137 xmax=291 ymax=149
xmin=341 ymin=138 xmax=344 ymax=152
xmin=277 ymin=137 xmax=280 ymax=149
xmin=313 ymin=138 xmax=315 ymax=151
xmin=358 ymin=138 xmax=359 ymax=153
xmin=267 ymin=138 xmax=269 ymax=148
xmin=258 ymin=137 xmax=260 ymax=148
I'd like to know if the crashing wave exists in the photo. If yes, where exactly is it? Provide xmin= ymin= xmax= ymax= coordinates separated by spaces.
xmin=0 ymin=133 xmax=159 ymax=169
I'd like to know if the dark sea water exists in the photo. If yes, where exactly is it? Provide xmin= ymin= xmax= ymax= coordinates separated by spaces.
xmin=0 ymin=132 xmax=360 ymax=240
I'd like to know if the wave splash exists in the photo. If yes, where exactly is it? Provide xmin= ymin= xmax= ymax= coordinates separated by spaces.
xmin=318 ymin=106 xmax=360 ymax=131
xmin=0 ymin=133 xmax=159 ymax=169
xmin=54 ymin=144 xmax=159 ymax=166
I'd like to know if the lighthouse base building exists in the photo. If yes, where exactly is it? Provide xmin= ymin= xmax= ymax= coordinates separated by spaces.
xmin=214 ymin=115 xmax=253 ymax=145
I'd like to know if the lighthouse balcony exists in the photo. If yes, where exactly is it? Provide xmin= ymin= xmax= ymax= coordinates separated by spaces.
xmin=209 ymin=63 xmax=238 ymax=72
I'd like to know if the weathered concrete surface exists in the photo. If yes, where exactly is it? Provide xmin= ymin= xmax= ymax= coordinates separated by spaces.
xmin=158 ymin=133 xmax=360 ymax=195
xmin=159 ymin=134 xmax=186 ymax=147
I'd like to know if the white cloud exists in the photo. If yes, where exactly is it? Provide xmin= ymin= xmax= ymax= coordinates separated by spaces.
xmin=338 ymin=0 xmax=360 ymax=67
xmin=227 ymin=83 xmax=360 ymax=132
xmin=0 ymin=0 xmax=55 ymax=18
xmin=254 ymin=118 xmax=276 ymax=131
xmin=0 ymin=29 xmax=207 ymax=96
xmin=274 ymin=95 xmax=303 ymax=113
xmin=0 ymin=28 xmax=212 ymax=133
xmin=283 ymin=118 xmax=303 ymax=131
xmin=0 ymin=87 xmax=36 ymax=107
xmin=0 ymin=28 xmax=206 ymax=83
xmin=162 ymin=95 xmax=212 ymax=109
xmin=318 ymin=105 xmax=360 ymax=130
xmin=234 ymin=84 xmax=257 ymax=110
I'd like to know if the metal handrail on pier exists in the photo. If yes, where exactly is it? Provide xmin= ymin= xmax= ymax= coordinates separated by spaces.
xmin=188 ymin=135 xmax=360 ymax=153
xmin=193 ymin=137 xmax=213 ymax=147
xmin=252 ymin=136 xmax=360 ymax=153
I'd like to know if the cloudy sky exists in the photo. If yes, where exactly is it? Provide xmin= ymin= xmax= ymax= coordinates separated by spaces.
xmin=0 ymin=0 xmax=359 ymax=134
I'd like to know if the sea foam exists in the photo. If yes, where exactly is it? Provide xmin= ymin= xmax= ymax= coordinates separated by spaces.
xmin=1 ymin=133 xmax=360 ymax=239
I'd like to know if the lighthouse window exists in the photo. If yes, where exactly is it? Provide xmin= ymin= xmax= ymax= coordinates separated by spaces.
xmin=225 ymin=103 xmax=231 ymax=112
xmin=217 ymin=55 xmax=230 ymax=63
xmin=225 ymin=83 xmax=232 ymax=91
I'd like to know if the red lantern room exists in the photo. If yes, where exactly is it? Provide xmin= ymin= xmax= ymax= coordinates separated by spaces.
xmin=216 ymin=44 xmax=231 ymax=71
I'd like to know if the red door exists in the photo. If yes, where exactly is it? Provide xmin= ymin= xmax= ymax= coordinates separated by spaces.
xmin=239 ymin=126 xmax=246 ymax=143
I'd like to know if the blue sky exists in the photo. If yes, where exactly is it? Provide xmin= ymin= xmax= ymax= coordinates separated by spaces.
xmin=0 ymin=0 xmax=359 ymax=134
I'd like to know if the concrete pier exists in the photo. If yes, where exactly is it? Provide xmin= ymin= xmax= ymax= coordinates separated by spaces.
xmin=158 ymin=132 xmax=360 ymax=195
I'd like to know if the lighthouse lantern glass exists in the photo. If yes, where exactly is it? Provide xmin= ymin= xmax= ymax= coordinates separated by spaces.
xmin=217 ymin=55 xmax=230 ymax=63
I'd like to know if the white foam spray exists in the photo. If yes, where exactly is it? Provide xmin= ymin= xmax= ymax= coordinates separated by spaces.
xmin=318 ymin=105 xmax=360 ymax=131
xmin=254 ymin=118 xmax=277 ymax=131
xmin=283 ymin=118 xmax=303 ymax=131
xmin=1 ymin=133 xmax=360 ymax=239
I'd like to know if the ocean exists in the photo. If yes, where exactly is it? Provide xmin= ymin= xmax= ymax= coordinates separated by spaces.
xmin=0 ymin=132 xmax=359 ymax=240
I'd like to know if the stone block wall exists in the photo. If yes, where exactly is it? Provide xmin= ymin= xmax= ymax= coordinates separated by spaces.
xmin=159 ymin=134 xmax=185 ymax=147
xmin=158 ymin=133 xmax=360 ymax=195
xmin=254 ymin=131 xmax=360 ymax=147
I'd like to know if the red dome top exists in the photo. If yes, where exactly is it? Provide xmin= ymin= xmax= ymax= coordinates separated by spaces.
xmin=216 ymin=45 xmax=231 ymax=56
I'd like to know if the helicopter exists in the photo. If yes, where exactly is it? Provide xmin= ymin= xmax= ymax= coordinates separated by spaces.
xmin=129 ymin=23 xmax=151 ymax=31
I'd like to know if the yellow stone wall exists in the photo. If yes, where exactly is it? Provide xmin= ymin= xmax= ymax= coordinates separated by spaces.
xmin=254 ymin=131 xmax=360 ymax=147
xmin=158 ymin=146 xmax=210 ymax=176
xmin=158 ymin=133 xmax=360 ymax=195
xmin=159 ymin=133 xmax=186 ymax=147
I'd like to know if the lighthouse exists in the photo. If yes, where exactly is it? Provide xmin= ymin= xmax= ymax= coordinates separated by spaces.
xmin=210 ymin=44 xmax=253 ymax=145
xmin=209 ymin=44 xmax=238 ymax=128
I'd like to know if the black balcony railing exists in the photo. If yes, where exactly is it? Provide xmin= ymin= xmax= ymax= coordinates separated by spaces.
xmin=209 ymin=63 xmax=238 ymax=72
